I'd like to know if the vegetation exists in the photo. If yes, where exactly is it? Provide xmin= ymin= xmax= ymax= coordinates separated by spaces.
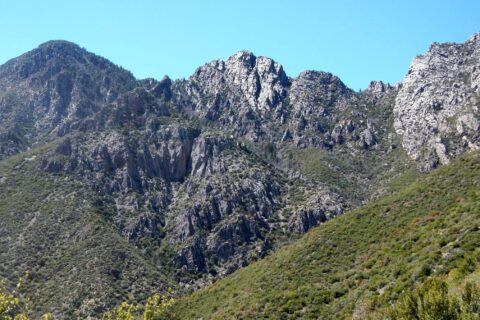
xmin=386 ymin=278 xmax=480 ymax=320
xmin=0 ymin=273 xmax=53 ymax=320
xmin=0 ymin=275 xmax=173 ymax=320
xmin=102 ymin=289 xmax=175 ymax=320
xmin=1 ymin=35 xmax=478 ymax=320
xmin=1 ymin=140 xmax=478 ymax=319
xmin=285 ymin=135 xmax=416 ymax=207
xmin=0 ymin=278 xmax=28 ymax=320
xmin=167 ymin=151 xmax=480 ymax=319
xmin=0 ymin=143 xmax=175 ymax=318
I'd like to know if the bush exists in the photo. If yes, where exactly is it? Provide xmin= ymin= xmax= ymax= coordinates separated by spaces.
xmin=102 ymin=302 xmax=137 ymax=320
xmin=461 ymin=282 xmax=480 ymax=317
xmin=0 ymin=275 xmax=29 ymax=320
xmin=102 ymin=289 xmax=175 ymax=320
xmin=386 ymin=278 xmax=480 ymax=320
xmin=0 ymin=274 xmax=55 ymax=320
xmin=143 ymin=289 xmax=175 ymax=320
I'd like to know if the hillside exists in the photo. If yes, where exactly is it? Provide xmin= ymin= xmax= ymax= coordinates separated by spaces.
xmin=0 ymin=142 xmax=177 ymax=318
xmin=169 ymin=150 xmax=480 ymax=319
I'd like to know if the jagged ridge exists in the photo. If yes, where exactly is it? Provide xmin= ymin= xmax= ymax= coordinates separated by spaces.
xmin=0 ymin=33 xmax=478 ymax=317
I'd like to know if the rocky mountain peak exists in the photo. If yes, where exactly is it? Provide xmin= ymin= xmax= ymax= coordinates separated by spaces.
xmin=226 ymin=50 xmax=257 ymax=68
xmin=394 ymin=33 xmax=480 ymax=170
xmin=187 ymin=51 xmax=289 ymax=115
xmin=366 ymin=80 xmax=393 ymax=94
xmin=223 ymin=50 xmax=289 ymax=110
xmin=296 ymin=70 xmax=345 ymax=85
xmin=37 ymin=39 xmax=84 ymax=54
xmin=289 ymin=70 xmax=351 ymax=113
xmin=0 ymin=41 xmax=137 ymax=158
xmin=0 ymin=40 xmax=128 ymax=81
xmin=225 ymin=50 xmax=287 ymax=82
xmin=31 ymin=40 xmax=86 ymax=66
xmin=468 ymin=32 xmax=480 ymax=43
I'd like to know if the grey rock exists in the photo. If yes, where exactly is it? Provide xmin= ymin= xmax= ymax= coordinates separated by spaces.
xmin=288 ymin=192 xmax=344 ymax=233
xmin=394 ymin=33 xmax=480 ymax=170
xmin=0 ymin=41 xmax=137 ymax=158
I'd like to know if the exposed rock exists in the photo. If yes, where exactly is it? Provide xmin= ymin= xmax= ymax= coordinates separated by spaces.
xmin=288 ymin=192 xmax=344 ymax=233
xmin=55 ymin=137 xmax=72 ymax=156
xmin=151 ymin=76 xmax=173 ymax=100
xmin=289 ymin=71 xmax=352 ymax=135
xmin=358 ymin=127 xmax=376 ymax=149
xmin=281 ymin=129 xmax=292 ymax=142
xmin=169 ymin=51 xmax=290 ymax=141
xmin=176 ymin=241 xmax=206 ymax=272
xmin=394 ymin=33 xmax=480 ymax=170
xmin=191 ymin=50 xmax=289 ymax=111
xmin=0 ymin=41 xmax=137 ymax=159
xmin=42 ymin=158 xmax=64 ymax=173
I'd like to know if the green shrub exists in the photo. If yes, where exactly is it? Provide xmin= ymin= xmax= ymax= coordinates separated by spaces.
xmin=142 ymin=289 xmax=175 ymax=320
xmin=0 ymin=273 xmax=51 ymax=320
xmin=103 ymin=289 xmax=175 ymax=320
xmin=386 ymin=279 xmax=480 ymax=320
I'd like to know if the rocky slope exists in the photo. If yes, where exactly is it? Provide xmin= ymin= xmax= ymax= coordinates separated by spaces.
xmin=168 ymin=149 xmax=480 ymax=319
xmin=0 ymin=33 xmax=478 ymax=317
xmin=394 ymin=33 xmax=480 ymax=171
xmin=0 ymin=41 xmax=137 ymax=158
xmin=0 ymin=147 xmax=173 ymax=318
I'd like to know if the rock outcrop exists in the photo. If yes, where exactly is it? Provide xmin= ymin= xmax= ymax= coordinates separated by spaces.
xmin=189 ymin=50 xmax=289 ymax=112
xmin=288 ymin=191 xmax=344 ymax=233
xmin=394 ymin=33 xmax=480 ymax=171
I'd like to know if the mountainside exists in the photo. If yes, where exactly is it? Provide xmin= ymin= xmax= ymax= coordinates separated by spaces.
xmin=0 ymin=33 xmax=478 ymax=318
xmin=394 ymin=33 xmax=480 ymax=171
xmin=169 ymin=150 xmax=480 ymax=319
xmin=0 ymin=41 xmax=137 ymax=158
xmin=0 ymin=146 xmax=173 ymax=318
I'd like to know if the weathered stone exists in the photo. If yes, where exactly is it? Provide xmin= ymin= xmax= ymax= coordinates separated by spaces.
xmin=394 ymin=33 xmax=480 ymax=170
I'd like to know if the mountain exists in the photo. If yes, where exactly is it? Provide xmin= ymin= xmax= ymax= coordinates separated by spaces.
xmin=168 ymin=149 xmax=480 ymax=319
xmin=0 ymin=33 xmax=478 ymax=318
xmin=0 ymin=40 xmax=137 ymax=158
xmin=0 ymin=147 xmax=173 ymax=317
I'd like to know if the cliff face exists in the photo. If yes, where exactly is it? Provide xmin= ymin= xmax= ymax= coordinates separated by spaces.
xmin=0 ymin=34 xmax=479 ymax=317
xmin=192 ymin=50 xmax=289 ymax=112
xmin=394 ymin=33 xmax=480 ymax=171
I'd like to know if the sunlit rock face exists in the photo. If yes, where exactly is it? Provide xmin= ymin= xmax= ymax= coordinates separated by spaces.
xmin=394 ymin=33 xmax=480 ymax=171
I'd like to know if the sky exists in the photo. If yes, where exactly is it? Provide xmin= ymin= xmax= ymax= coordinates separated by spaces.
xmin=0 ymin=0 xmax=479 ymax=90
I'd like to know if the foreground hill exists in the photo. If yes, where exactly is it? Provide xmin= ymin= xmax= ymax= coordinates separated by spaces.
xmin=169 ymin=150 xmax=480 ymax=319
xmin=0 ymin=143 xmax=176 ymax=318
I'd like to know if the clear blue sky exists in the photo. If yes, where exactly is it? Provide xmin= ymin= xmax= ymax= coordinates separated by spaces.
xmin=0 ymin=0 xmax=479 ymax=90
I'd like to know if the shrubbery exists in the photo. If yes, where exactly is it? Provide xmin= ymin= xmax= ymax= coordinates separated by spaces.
xmin=102 ymin=289 xmax=175 ymax=320
xmin=0 ymin=275 xmax=174 ymax=320
xmin=387 ymin=278 xmax=480 ymax=320
xmin=0 ymin=273 xmax=52 ymax=320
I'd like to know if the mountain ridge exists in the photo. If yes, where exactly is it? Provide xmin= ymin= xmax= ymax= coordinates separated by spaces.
xmin=0 ymin=33 xmax=478 ymax=318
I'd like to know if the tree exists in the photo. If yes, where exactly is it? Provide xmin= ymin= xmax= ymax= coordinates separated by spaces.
xmin=103 ymin=289 xmax=175 ymax=320
xmin=143 ymin=289 xmax=175 ymax=320
xmin=0 ymin=274 xmax=29 ymax=320
xmin=102 ymin=301 xmax=137 ymax=320
xmin=460 ymin=282 xmax=480 ymax=320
